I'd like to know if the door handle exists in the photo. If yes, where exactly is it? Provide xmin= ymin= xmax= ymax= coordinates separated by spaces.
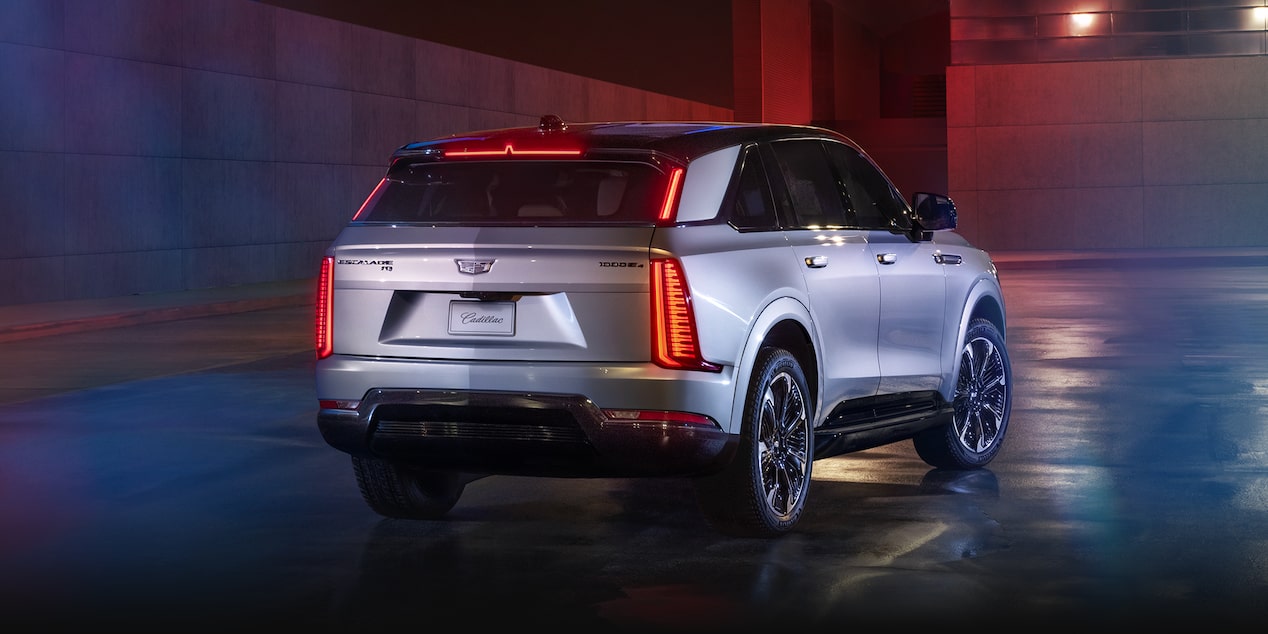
xmin=804 ymin=255 xmax=828 ymax=268
xmin=934 ymin=253 xmax=963 ymax=265
xmin=876 ymin=253 xmax=897 ymax=265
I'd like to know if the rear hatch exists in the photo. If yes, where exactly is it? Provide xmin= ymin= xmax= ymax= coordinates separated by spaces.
xmin=329 ymin=158 xmax=670 ymax=363
xmin=330 ymin=225 xmax=655 ymax=362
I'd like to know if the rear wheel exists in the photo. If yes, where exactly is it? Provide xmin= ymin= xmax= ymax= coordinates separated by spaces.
xmin=914 ymin=318 xmax=1011 ymax=469
xmin=695 ymin=347 xmax=812 ymax=537
xmin=351 ymin=456 xmax=466 ymax=520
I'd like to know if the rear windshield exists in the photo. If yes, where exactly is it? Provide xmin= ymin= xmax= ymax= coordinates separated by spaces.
xmin=357 ymin=160 xmax=668 ymax=225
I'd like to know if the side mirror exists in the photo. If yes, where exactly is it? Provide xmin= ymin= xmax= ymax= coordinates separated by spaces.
xmin=912 ymin=192 xmax=957 ymax=231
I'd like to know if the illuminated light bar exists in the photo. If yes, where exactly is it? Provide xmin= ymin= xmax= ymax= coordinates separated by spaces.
xmin=658 ymin=167 xmax=685 ymax=223
xmin=352 ymin=178 xmax=387 ymax=220
xmin=650 ymin=258 xmax=720 ymax=372
xmin=602 ymin=409 xmax=717 ymax=427
xmin=316 ymin=256 xmax=334 ymax=359
xmin=444 ymin=144 xmax=582 ymax=157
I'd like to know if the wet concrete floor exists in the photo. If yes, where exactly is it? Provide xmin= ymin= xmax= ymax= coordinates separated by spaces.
xmin=1 ymin=260 xmax=1267 ymax=631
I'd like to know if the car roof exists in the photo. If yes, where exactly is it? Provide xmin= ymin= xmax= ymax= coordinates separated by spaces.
xmin=391 ymin=117 xmax=858 ymax=165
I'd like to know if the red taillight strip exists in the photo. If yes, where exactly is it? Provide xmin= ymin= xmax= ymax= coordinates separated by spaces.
xmin=650 ymin=258 xmax=720 ymax=372
xmin=658 ymin=167 xmax=685 ymax=223
xmin=316 ymin=257 xmax=334 ymax=359
xmin=444 ymin=145 xmax=582 ymax=158
xmin=351 ymin=178 xmax=388 ymax=221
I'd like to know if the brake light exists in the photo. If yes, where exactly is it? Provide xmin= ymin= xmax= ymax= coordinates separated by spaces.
xmin=352 ymin=178 xmax=388 ymax=221
xmin=444 ymin=145 xmax=581 ymax=158
xmin=651 ymin=258 xmax=720 ymax=372
xmin=316 ymin=257 xmax=334 ymax=359
xmin=658 ymin=167 xmax=684 ymax=224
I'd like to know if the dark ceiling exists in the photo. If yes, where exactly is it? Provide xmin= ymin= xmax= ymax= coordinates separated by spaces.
xmin=263 ymin=0 xmax=948 ymax=108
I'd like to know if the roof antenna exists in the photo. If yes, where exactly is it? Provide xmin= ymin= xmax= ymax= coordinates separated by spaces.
xmin=538 ymin=114 xmax=567 ymax=133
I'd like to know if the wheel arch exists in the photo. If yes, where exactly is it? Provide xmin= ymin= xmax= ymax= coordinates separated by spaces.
xmin=942 ymin=278 xmax=1008 ymax=402
xmin=726 ymin=297 xmax=818 ymax=436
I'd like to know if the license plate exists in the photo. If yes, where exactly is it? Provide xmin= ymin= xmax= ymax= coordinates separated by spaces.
xmin=448 ymin=301 xmax=515 ymax=336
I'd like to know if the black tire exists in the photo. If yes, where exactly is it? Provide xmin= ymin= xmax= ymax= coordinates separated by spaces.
xmin=914 ymin=318 xmax=1012 ymax=469
xmin=351 ymin=456 xmax=466 ymax=520
xmin=695 ymin=347 xmax=813 ymax=537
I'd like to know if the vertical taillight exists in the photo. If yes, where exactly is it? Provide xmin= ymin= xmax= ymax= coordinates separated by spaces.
xmin=657 ymin=167 xmax=685 ymax=225
xmin=651 ymin=258 xmax=720 ymax=372
xmin=316 ymin=256 xmax=334 ymax=359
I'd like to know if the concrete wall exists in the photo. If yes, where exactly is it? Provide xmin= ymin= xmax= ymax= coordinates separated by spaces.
xmin=0 ymin=0 xmax=733 ymax=306
xmin=947 ymin=56 xmax=1268 ymax=250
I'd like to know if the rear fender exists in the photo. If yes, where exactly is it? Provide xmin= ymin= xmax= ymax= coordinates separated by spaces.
xmin=726 ymin=296 xmax=816 ymax=436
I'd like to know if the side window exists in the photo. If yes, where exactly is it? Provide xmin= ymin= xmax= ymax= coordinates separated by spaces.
xmin=768 ymin=140 xmax=849 ymax=228
xmin=825 ymin=142 xmax=910 ymax=231
xmin=728 ymin=146 xmax=778 ymax=230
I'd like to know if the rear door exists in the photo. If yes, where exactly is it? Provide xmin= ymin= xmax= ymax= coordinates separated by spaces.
xmin=823 ymin=142 xmax=947 ymax=394
xmin=766 ymin=140 xmax=883 ymax=407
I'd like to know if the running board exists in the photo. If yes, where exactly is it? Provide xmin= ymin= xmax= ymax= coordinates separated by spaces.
xmin=813 ymin=391 xmax=953 ymax=460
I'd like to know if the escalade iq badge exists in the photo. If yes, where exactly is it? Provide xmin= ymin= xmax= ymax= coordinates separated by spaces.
xmin=455 ymin=259 xmax=495 ymax=275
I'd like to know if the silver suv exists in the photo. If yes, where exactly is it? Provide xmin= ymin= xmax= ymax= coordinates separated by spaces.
xmin=315 ymin=116 xmax=1011 ymax=537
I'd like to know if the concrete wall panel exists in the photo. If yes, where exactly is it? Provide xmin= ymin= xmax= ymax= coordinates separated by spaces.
xmin=0 ymin=43 xmax=64 ymax=153
xmin=1142 ymin=57 xmax=1268 ymax=121
xmin=0 ymin=152 xmax=66 ymax=258
xmin=350 ymin=25 xmax=415 ymax=99
xmin=0 ymin=0 xmax=62 ymax=48
xmin=1075 ymin=122 xmax=1142 ymax=188
xmin=414 ymin=100 xmax=472 ymax=140
xmin=974 ymin=187 xmax=1142 ymax=250
xmin=184 ymin=0 xmax=275 ymax=78
xmin=466 ymin=53 xmax=517 ymax=114
xmin=183 ymin=244 xmax=278 ymax=289
xmin=277 ymin=163 xmax=362 ymax=243
xmin=274 ymin=82 xmax=352 ymax=164
xmin=1143 ymin=184 xmax=1268 ymax=247
xmin=182 ymin=69 xmax=275 ymax=161
xmin=65 ymin=0 xmax=182 ymax=65
xmin=1143 ymin=119 xmax=1268 ymax=186
xmin=182 ymin=159 xmax=278 ymax=248
xmin=66 ymin=54 xmax=182 ymax=157
xmin=0 ymin=257 xmax=66 ymax=304
xmin=977 ymin=125 xmax=1081 ymax=190
xmin=974 ymin=61 xmax=1141 ymax=126
xmin=351 ymin=93 xmax=416 ymax=166
xmin=64 ymin=250 xmax=184 ymax=299
xmin=414 ymin=40 xmax=467 ymax=105
xmin=64 ymin=156 xmax=182 ymax=253
xmin=947 ymin=126 xmax=977 ymax=191
xmin=946 ymin=65 xmax=975 ymax=128
xmin=275 ymin=7 xmax=351 ymax=89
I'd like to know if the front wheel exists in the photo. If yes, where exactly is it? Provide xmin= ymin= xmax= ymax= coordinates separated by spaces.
xmin=351 ymin=456 xmax=467 ymax=520
xmin=914 ymin=318 xmax=1012 ymax=469
xmin=695 ymin=346 xmax=813 ymax=537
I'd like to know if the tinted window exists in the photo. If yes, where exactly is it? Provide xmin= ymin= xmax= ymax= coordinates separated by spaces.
xmin=728 ymin=147 xmax=778 ymax=230
xmin=768 ymin=140 xmax=849 ymax=228
xmin=360 ymin=161 xmax=666 ymax=225
xmin=824 ymin=142 xmax=909 ymax=231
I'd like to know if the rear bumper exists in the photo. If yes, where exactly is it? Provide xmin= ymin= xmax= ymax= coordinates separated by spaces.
xmin=318 ymin=388 xmax=738 ymax=477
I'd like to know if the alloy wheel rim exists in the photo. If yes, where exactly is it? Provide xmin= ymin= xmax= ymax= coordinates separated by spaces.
xmin=756 ymin=370 xmax=810 ymax=520
xmin=954 ymin=335 xmax=1008 ymax=453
